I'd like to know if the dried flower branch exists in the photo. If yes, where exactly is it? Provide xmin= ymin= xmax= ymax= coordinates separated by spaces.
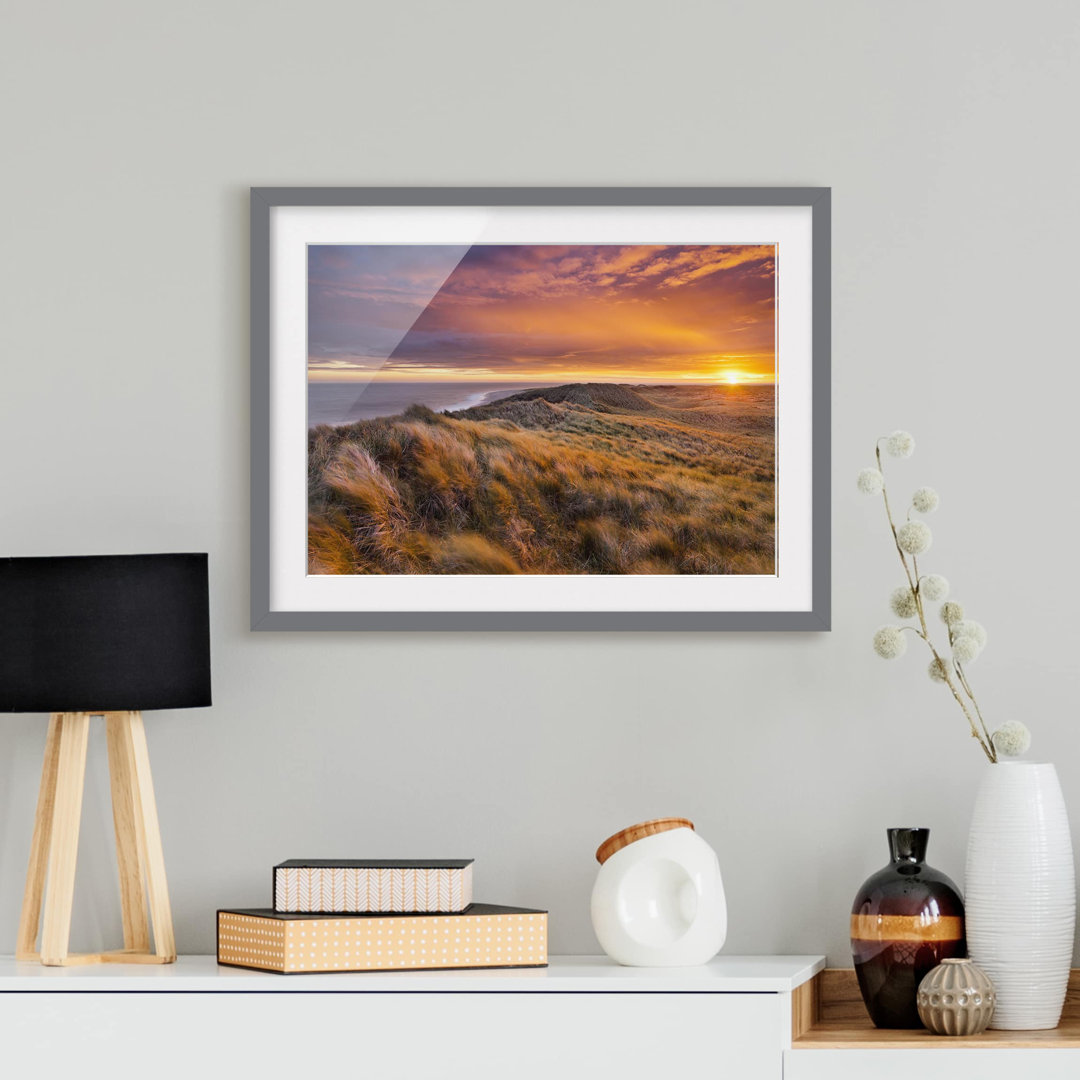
xmin=856 ymin=433 xmax=1019 ymax=763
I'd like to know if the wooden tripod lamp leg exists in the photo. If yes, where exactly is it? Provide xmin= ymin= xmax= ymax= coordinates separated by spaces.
xmin=39 ymin=712 xmax=91 ymax=966
xmin=125 ymin=711 xmax=176 ymax=962
xmin=105 ymin=713 xmax=151 ymax=954
xmin=16 ymin=714 xmax=63 ymax=960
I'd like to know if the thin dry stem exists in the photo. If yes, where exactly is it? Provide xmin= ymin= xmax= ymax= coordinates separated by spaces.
xmin=875 ymin=443 xmax=996 ymax=763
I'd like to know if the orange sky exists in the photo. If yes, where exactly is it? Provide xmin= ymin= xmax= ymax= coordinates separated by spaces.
xmin=308 ymin=244 xmax=776 ymax=384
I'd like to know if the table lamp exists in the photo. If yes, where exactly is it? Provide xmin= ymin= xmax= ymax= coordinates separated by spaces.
xmin=0 ymin=553 xmax=211 ymax=966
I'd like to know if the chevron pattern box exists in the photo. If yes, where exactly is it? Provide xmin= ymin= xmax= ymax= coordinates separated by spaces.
xmin=273 ymin=859 xmax=474 ymax=914
xmin=218 ymin=904 xmax=547 ymax=974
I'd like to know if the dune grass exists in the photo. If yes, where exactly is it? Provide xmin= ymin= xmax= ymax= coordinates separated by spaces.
xmin=308 ymin=383 xmax=775 ymax=575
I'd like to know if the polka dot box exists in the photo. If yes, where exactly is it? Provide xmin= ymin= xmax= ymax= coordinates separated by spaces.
xmin=217 ymin=904 xmax=548 ymax=974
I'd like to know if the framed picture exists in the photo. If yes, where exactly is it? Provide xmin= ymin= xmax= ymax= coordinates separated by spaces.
xmin=251 ymin=187 xmax=830 ymax=631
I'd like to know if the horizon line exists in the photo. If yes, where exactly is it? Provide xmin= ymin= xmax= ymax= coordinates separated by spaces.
xmin=308 ymin=374 xmax=777 ymax=386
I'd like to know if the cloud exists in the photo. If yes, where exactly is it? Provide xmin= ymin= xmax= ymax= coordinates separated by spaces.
xmin=427 ymin=244 xmax=775 ymax=303
xmin=308 ymin=244 xmax=776 ymax=381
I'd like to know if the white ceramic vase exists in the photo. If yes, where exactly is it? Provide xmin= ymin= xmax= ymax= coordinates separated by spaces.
xmin=965 ymin=761 xmax=1076 ymax=1029
xmin=591 ymin=822 xmax=726 ymax=967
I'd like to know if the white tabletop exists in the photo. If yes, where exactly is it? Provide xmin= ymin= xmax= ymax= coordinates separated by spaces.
xmin=0 ymin=954 xmax=825 ymax=992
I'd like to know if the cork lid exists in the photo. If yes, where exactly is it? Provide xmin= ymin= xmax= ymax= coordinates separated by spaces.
xmin=595 ymin=817 xmax=695 ymax=865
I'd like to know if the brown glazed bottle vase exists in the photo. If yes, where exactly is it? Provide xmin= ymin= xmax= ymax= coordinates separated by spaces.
xmin=850 ymin=827 xmax=966 ymax=1028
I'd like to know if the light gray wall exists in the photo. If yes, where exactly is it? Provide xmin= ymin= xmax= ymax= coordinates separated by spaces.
xmin=2 ymin=0 xmax=1078 ymax=964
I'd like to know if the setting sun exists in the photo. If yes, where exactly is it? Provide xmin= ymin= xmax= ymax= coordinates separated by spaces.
xmin=723 ymin=371 xmax=742 ymax=385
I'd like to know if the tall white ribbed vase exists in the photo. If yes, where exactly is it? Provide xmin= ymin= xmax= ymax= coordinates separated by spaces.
xmin=965 ymin=762 xmax=1076 ymax=1029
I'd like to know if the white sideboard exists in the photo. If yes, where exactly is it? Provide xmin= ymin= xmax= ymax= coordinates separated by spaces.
xmin=4 ymin=955 xmax=1078 ymax=1079
xmin=2 ymin=954 xmax=820 ymax=1079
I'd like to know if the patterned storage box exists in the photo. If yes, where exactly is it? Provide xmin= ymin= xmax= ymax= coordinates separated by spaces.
xmin=218 ymin=904 xmax=547 ymax=973
xmin=273 ymin=859 xmax=474 ymax=913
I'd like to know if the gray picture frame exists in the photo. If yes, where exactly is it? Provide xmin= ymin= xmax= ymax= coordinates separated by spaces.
xmin=251 ymin=187 xmax=830 ymax=632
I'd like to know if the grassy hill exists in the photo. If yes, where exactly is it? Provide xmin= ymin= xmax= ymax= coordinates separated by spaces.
xmin=307 ymin=383 xmax=776 ymax=575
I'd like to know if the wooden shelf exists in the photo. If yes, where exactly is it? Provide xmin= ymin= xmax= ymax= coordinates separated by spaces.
xmin=792 ymin=968 xmax=1080 ymax=1049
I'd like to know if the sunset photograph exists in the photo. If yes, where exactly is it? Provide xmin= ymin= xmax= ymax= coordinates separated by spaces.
xmin=307 ymin=243 xmax=777 ymax=576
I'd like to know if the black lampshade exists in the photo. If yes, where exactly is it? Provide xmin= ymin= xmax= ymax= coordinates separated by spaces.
xmin=0 ymin=554 xmax=211 ymax=713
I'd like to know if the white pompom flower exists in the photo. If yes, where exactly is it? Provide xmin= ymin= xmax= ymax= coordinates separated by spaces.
xmin=873 ymin=625 xmax=908 ymax=659
xmin=920 ymin=574 xmax=949 ymax=602
xmin=912 ymin=487 xmax=939 ymax=513
xmin=857 ymin=468 xmax=884 ymax=495
xmin=886 ymin=430 xmax=915 ymax=458
xmin=955 ymin=620 xmax=987 ymax=649
xmin=992 ymin=721 xmax=1032 ymax=758
xmin=940 ymin=601 xmax=964 ymax=626
xmin=952 ymin=635 xmax=981 ymax=663
xmin=928 ymin=657 xmax=951 ymax=683
xmin=890 ymin=586 xmax=918 ymax=619
xmin=897 ymin=521 xmax=932 ymax=555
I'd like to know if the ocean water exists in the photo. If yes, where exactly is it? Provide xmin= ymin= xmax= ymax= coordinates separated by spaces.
xmin=308 ymin=382 xmax=533 ymax=427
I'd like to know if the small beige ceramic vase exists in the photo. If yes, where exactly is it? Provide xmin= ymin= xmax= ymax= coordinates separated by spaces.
xmin=917 ymin=958 xmax=996 ymax=1036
